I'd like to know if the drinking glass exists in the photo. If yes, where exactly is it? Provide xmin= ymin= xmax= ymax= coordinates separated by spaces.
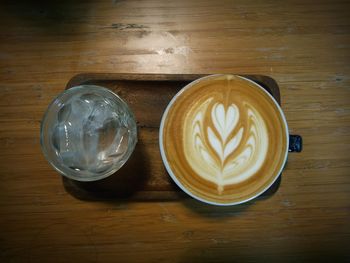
xmin=40 ymin=85 xmax=137 ymax=181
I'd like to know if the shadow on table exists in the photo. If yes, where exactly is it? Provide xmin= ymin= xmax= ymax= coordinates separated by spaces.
xmin=62 ymin=142 xmax=150 ymax=201
xmin=63 ymin=152 xmax=281 ymax=219
xmin=62 ymin=117 xmax=282 ymax=212
xmin=0 ymin=0 xmax=92 ymax=35
xmin=178 ymin=176 xmax=281 ymax=219
xmin=178 ymin=244 xmax=253 ymax=263
xmin=177 ymin=239 xmax=347 ymax=263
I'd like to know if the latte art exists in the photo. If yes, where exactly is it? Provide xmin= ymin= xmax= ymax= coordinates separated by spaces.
xmin=160 ymin=74 xmax=288 ymax=205
xmin=184 ymin=100 xmax=268 ymax=194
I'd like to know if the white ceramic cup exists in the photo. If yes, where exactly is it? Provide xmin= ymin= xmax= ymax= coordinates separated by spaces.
xmin=159 ymin=74 xmax=302 ymax=206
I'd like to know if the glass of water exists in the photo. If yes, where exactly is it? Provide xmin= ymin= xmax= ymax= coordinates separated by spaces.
xmin=40 ymin=85 xmax=137 ymax=181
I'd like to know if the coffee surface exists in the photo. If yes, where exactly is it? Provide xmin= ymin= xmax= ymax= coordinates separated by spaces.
xmin=161 ymin=75 xmax=288 ymax=204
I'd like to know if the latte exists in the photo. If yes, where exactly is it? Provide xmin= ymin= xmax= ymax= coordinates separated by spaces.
xmin=159 ymin=75 xmax=289 ymax=205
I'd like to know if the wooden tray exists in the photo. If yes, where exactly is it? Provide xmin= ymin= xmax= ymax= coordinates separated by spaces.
xmin=62 ymin=74 xmax=282 ymax=201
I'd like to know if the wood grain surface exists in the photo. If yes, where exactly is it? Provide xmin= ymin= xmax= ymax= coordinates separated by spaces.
xmin=0 ymin=0 xmax=349 ymax=262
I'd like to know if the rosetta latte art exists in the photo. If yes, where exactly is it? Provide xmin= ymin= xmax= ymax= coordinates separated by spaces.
xmin=183 ymin=98 xmax=269 ymax=194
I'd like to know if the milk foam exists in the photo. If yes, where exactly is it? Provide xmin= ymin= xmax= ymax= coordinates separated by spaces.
xmin=184 ymin=100 xmax=269 ymax=194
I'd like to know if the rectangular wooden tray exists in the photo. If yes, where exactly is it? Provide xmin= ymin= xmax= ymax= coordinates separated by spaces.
xmin=63 ymin=74 xmax=282 ymax=201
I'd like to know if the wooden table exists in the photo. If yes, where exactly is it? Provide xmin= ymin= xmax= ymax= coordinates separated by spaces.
xmin=0 ymin=0 xmax=349 ymax=262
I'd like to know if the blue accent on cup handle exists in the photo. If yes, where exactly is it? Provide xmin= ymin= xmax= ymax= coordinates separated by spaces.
xmin=289 ymin=135 xmax=302 ymax=152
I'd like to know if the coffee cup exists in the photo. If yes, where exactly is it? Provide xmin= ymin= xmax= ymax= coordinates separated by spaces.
xmin=159 ymin=74 xmax=302 ymax=206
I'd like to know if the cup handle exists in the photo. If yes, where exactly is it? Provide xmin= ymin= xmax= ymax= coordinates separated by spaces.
xmin=289 ymin=135 xmax=302 ymax=152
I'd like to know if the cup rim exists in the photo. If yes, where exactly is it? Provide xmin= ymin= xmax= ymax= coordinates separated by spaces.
xmin=40 ymin=85 xmax=137 ymax=182
xmin=159 ymin=74 xmax=289 ymax=206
